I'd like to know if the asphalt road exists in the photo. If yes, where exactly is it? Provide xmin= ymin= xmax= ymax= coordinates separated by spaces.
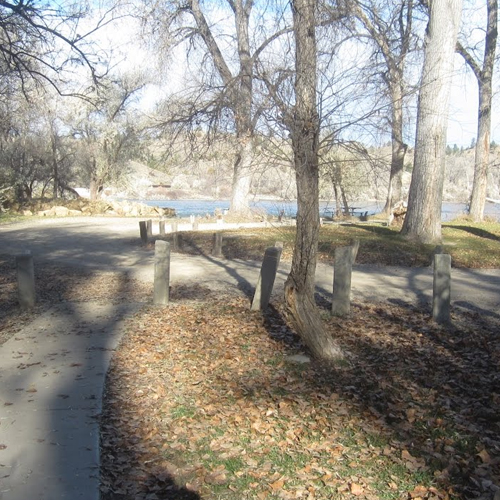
xmin=1 ymin=216 xmax=499 ymax=318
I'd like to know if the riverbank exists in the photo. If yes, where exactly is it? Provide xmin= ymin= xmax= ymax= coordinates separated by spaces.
xmin=139 ymin=198 xmax=500 ymax=221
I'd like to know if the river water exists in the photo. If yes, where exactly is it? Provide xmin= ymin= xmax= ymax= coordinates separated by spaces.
xmin=140 ymin=199 xmax=500 ymax=221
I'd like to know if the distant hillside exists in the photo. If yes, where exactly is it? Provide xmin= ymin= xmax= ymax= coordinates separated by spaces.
xmin=113 ymin=161 xmax=173 ymax=199
xmin=108 ymin=145 xmax=500 ymax=205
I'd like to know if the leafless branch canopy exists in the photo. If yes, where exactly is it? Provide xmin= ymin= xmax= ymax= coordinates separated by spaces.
xmin=0 ymin=0 xmax=117 ymax=98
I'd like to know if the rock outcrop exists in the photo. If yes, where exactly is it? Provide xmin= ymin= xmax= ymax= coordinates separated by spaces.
xmin=22 ymin=199 xmax=176 ymax=218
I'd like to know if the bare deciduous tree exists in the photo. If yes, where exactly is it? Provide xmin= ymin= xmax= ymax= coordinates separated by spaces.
xmin=0 ymin=0 xmax=115 ymax=96
xmin=144 ymin=0 xmax=289 ymax=213
xmin=402 ymin=0 xmax=463 ymax=244
xmin=70 ymin=75 xmax=146 ymax=200
xmin=348 ymin=0 xmax=418 ymax=214
xmin=284 ymin=0 xmax=345 ymax=360
xmin=457 ymin=0 xmax=498 ymax=221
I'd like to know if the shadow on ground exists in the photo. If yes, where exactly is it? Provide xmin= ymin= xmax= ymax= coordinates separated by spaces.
xmin=99 ymin=289 xmax=500 ymax=499
xmin=443 ymin=224 xmax=500 ymax=242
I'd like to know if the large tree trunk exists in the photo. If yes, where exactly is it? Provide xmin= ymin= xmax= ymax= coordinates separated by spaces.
xmin=383 ymin=82 xmax=407 ymax=214
xmin=230 ymin=135 xmax=253 ymax=213
xmin=89 ymin=159 xmax=101 ymax=201
xmin=230 ymin=1 xmax=254 ymax=213
xmin=401 ymin=0 xmax=462 ymax=244
xmin=190 ymin=0 xmax=255 ymax=214
xmin=466 ymin=0 xmax=497 ymax=221
xmin=285 ymin=0 xmax=344 ymax=361
xmin=50 ymin=124 xmax=59 ymax=200
xmin=469 ymin=79 xmax=492 ymax=220
xmin=333 ymin=181 xmax=342 ymax=217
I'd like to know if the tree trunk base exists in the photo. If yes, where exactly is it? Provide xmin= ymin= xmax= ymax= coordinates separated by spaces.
xmin=284 ymin=280 xmax=345 ymax=361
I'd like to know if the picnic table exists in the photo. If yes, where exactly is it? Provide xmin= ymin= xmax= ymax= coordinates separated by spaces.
xmin=328 ymin=207 xmax=367 ymax=217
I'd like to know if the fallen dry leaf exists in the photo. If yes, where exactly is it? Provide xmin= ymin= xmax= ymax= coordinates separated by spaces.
xmin=350 ymin=483 xmax=364 ymax=496
xmin=270 ymin=478 xmax=285 ymax=491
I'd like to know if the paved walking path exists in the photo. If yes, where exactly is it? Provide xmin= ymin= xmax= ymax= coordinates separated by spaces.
xmin=1 ymin=216 xmax=499 ymax=314
xmin=1 ymin=217 xmax=499 ymax=499
xmin=0 ymin=303 xmax=141 ymax=500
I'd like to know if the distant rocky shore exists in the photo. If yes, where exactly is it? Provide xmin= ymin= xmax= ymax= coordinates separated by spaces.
xmin=9 ymin=199 xmax=177 ymax=218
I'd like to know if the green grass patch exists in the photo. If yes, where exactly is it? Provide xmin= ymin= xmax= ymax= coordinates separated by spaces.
xmin=0 ymin=212 xmax=24 ymax=225
xmin=167 ymin=219 xmax=500 ymax=268
xmin=170 ymin=403 xmax=197 ymax=420
xmin=442 ymin=220 xmax=500 ymax=267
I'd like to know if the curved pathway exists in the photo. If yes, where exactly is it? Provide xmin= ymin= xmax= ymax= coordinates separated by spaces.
xmin=0 ymin=217 xmax=499 ymax=499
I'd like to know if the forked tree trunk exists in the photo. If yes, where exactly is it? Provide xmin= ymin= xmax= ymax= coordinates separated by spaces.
xmin=351 ymin=2 xmax=413 ymax=216
xmin=401 ymin=0 xmax=462 ymax=244
xmin=383 ymin=82 xmax=407 ymax=214
xmin=190 ymin=0 xmax=255 ymax=214
xmin=285 ymin=0 xmax=345 ymax=361
xmin=229 ymin=0 xmax=254 ymax=213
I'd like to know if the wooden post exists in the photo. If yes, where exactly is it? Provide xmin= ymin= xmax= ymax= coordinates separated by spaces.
xmin=154 ymin=240 xmax=170 ymax=306
xmin=212 ymin=232 xmax=223 ymax=257
xmin=159 ymin=219 xmax=166 ymax=236
xmin=16 ymin=251 xmax=35 ymax=309
xmin=331 ymin=240 xmax=359 ymax=316
xmin=146 ymin=219 xmax=153 ymax=238
xmin=139 ymin=221 xmax=148 ymax=243
xmin=433 ymin=253 xmax=451 ymax=324
xmin=251 ymin=246 xmax=282 ymax=311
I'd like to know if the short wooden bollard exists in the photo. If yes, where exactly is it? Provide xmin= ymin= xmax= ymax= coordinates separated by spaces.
xmin=171 ymin=221 xmax=179 ymax=252
xmin=154 ymin=240 xmax=170 ymax=306
xmin=251 ymin=246 xmax=282 ymax=311
xmin=139 ymin=220 xmax=148 ymax=243
xmin=159 ymin=219 xmax=166 ymax=236
xmin=331 ymin=240 xmax=359 ymax=316
xmin=146 ymin=219 xmax=153 ymax=238
xmin=16 ymin=251 xmax=36 ymax=309
xmin=212 ymin=232 xmax=223 ymax=257
xmin=433 ymin=253 xmax=451 ymax=324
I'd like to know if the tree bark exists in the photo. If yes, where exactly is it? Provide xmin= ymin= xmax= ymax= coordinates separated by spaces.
xmin=51 ymin=134 xmax=59 ymax=199
xmin=401 ymin=0 xmax=462 ymax=244
xmin=460 ymin=0 xmax=498 ymax=221
xmin=230 ymin=0 xmax=254 ymax=213
xmin=230 ymin=134 xmax=253 ymax=212
xmin=191 ymin=0 xmax=254 ymax=213
xmin=469 ymin=78 xmax=493 ymax=220
xmin=285 ymin=0 xmax=345 ymax=361
xmin=333 ymin=181 xmax=342 ymax=216
xmin=89 ymin=159 xmax=101 ymax=201
xmin=383 ymin=81 xmax=407 ymax=213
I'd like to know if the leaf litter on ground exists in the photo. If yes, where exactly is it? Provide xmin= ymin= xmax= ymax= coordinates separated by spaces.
xmin=0 ymin=256 xmax=152 ymax=345
xmin=100 ymin=291 xmax=500 ymax=500
xmin=2 ymin=228 xmax=499 ymax=499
